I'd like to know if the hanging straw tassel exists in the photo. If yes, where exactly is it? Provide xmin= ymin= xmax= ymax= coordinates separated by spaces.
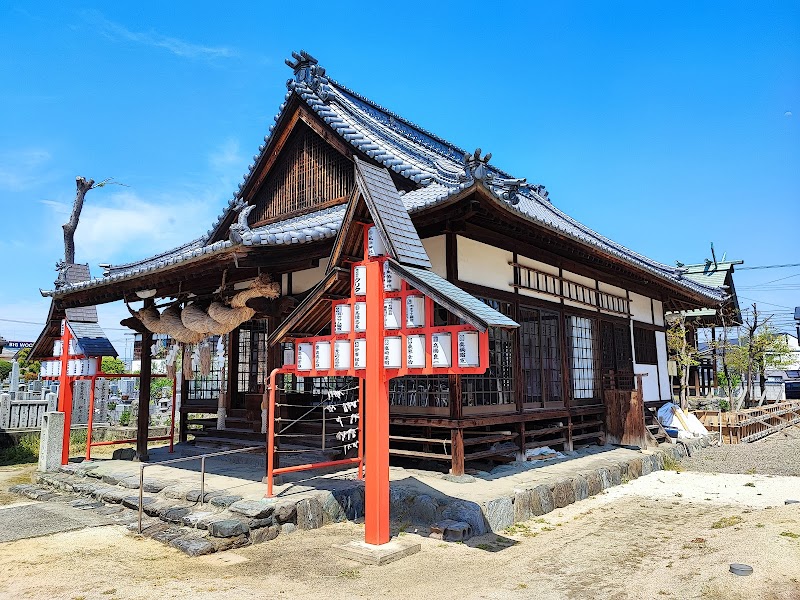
xmin=199 ymin=341 xmax=212 ymax=377
xmin=183 ymin=345 xmax=194 ymax=381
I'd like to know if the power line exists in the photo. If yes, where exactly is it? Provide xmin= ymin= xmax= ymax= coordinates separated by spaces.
xmin=0 ymin=317 xmax=129 ymax=331
xmin=737 ymin=262 xmax=800 ymax=270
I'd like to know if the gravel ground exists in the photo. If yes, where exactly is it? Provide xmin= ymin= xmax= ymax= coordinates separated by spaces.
xmin=681 ymin=425 xmax=800 ymax=476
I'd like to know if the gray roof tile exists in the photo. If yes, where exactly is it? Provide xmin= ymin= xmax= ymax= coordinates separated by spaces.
xmin=42 ymin=56 xmax=726 ymax=305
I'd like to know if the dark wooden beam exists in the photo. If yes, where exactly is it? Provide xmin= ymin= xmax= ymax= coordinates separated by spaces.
xmin=136 ymin=298 xmax=153 ymax=462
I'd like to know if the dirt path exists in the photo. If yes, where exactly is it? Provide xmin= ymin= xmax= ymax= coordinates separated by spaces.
xmin=0 ymin=468 xmax=797 ymax=600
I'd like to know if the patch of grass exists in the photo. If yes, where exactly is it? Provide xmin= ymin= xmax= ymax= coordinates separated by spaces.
xmin=0 ymin=434 xmax=40 ymax=466
xmin=534 ymin=518 xmax=548 ymax=523
xmin=756 ymin=523 xmax=765 ymax=528
xmin=101 ymin=590 xmax=117 ymax=596
xmin=476 ymin=543 xmax=491 ymax=550
xmin=746 ymin=467 xmax=756 ymax=474
xmin=711 ymin=515 xmax=744 ymax=529
xmin=779 ymin=531 xmax=799 ymax=539
xmin=743 ymin=482 xmax=756 ymax=488
xmin=663 ymin=455 xmax=683 ymax=472
xmin=338 ymin=569 xmax=360 ymax=579
xmin=517 ymin=583 xmax=528 ymax=589
xmin=541 ymin=526 xmax=555 ymax=532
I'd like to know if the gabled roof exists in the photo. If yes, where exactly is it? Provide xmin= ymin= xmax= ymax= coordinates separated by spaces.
xmin=271 ymin=160 xmax=517 ymax=342
xmin=354 ymin=157 xmax=431 ymax=268
xmin=68 ymin=321 xmax=117 ymax=358
xmin=679 ymin=259 xmax=742 ymax=289
xmin=387 ymin=261 xmax=517 ymax=332
xmin=41 ymin=51 xmax=727 ymax=307
xmin=30 ymin=264 xmax=115 ymax=360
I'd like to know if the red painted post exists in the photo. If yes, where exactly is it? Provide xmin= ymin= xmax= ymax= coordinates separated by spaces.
xmin=266 ymin=368 xmax=280 ymax=498
xmin=57 ymin=321 xmax=73 ymax=465
xmin=358 ymin=378 xmax=364 ymax=481
xmin=364 ymin=259 xmax=390 ymax=545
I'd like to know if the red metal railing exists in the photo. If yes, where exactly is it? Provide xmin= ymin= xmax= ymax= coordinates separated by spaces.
xmin=265 ymin=368 xmax=363 ymax=497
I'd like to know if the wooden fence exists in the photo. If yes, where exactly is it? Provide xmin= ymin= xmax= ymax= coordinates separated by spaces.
xmin=695 ymin=400 xmax=800 ymax=444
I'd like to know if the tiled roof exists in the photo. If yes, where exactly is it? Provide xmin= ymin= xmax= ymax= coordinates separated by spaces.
xmin=42 ymin=52 xmax=726 ymax=305
xmin=354 ymin=157 xmax=431 ymax=268
xmin=388 ymin=261 xmax=519 ymax=332
xmin=680 ymin=260 xmax=742 ymax=289
xmin=68 ymin=321 xmax=118 ymax=358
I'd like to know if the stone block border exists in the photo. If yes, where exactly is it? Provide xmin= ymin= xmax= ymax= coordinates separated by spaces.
xmin=10 ymin=439 xmax=709 ymax=555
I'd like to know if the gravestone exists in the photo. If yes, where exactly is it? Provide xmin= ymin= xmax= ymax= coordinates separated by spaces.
xmin=38 ymin=412 xmax=65 ymax=472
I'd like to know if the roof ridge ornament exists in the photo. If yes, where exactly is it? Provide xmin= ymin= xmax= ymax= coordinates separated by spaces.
xmin=229 ymin=202 xmax=255 ymax=245
xmin=459 ymin=149 xmax=527 ymax=206
xmin=286 ymin=50 xmax=330 ymax=101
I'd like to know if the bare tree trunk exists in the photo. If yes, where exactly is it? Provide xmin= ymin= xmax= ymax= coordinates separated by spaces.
xmin=62 ymin=176 xmax=95 ymax=264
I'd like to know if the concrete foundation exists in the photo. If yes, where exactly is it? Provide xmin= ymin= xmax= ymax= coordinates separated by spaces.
xmin=38 ymin=412 xmax=65 ymax=472
xmin=335 ymin=538 xmax=421 ymax=565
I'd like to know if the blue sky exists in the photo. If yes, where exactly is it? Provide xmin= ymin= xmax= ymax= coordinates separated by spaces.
xmin=1 ymin=1 xmax=798 ymax=358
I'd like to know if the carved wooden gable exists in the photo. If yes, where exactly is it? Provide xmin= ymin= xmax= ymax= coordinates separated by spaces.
xmin=250 ymin=122 xmax=354 ymax=225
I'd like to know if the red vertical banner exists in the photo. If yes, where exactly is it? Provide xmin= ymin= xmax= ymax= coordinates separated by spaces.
xmin=364 ymin=259 xmax=390 ymax=545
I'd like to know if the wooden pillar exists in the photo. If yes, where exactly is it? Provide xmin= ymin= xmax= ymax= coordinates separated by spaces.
xmin=364 ymin=259 xmax=390 ymax=545
xmin=450 ymin=428 xmax=465 ymax=476
xmin=136 ymin=299 xmax=153 ymax=462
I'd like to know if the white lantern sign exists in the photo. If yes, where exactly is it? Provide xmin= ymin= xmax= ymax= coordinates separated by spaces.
xmin=383 ymin=336 xmax=402 ymax=368
xmin=458 ymin=331 xmax=480 ymax=367
xmin=315 ymin=341 xmax=331 ymax=370
xmin=353 ymin=266 xmax=367 ymax=296
xmin=354 ymin=338 xmax=367 ymax=369
xmin=406 ymin=295 xmax=425 ymax=327
xmin=384 ymin=298 xmax=402 ymax=329
xmin=431 ymin=333 xmax=452 ymax=368
xmin=334 ymin=304 xmax=352 ymax=334
xmin=297 ymin=343 xmax=313 ymax=371
xmin=354 ymin=302 xmax=367 ymax=332
xmin=334 ymin=340 xmax=351 ymax=370
xmin=406 ymin=335 xmax=426 ymax=368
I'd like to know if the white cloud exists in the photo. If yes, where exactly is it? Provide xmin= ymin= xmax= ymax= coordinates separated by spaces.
xmin=41 ymin=189 xmax=218 ymax=267
xmin=88 ymin=12 xmax=237 ymax=62
xmin=0 ymin=149 xmax=53 ymax=191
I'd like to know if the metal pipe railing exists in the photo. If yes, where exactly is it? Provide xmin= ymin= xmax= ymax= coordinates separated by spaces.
xmin=136 ymin=445 xmax=264 ymax=533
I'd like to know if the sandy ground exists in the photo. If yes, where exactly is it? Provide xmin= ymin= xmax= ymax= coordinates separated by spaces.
xmin=0 ymin=464 xmax=798 ymax=600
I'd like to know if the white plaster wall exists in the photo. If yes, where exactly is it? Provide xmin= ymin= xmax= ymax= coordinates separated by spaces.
xmin=291 ymin=258 xmax=329 ymax=294
xmin=629 ymin=292 xmax=653 ymax=324
xmin=457 ymin=236 xmax=513 ymax=291
xmin=562 ymin=269 xmax=595 ymax=288
xmin=516 ymin=255 xmax=560 ymax=302
xmin=655 ymin=331 xmax=671 ymax=400
xmin=422 ymin=235 xmax=447 ymax=279
xmin=652 ymin=299 xmax=665 ymax=327
xmin=597 ymin=281 xmax=628 ymax=316
xmin=633 ymin=363 xmax=660 ymax=401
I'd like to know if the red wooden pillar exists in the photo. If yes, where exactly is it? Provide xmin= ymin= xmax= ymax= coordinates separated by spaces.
xmin=57 ymin=321 xmax=73 ymax=465
xmin=364 ymin=259 xmax=390 ymax=545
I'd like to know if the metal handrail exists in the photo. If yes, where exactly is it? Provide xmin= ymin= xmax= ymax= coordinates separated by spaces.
xmin=137 ymin=445 xmax=264 ymax=534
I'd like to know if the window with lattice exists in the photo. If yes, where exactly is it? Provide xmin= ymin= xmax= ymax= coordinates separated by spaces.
xmin=251 ymin=123 xmax=354 ymax=223
xmin=633 ymin=325 xmax=658 ymax=365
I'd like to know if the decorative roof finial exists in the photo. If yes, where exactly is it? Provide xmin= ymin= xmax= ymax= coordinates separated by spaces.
xmin=459 ymin=149 xmax=527 ymax=206
xmin=285 ymin=50 xmax=330 ymax=100
xmin=229 ymin=203 xmax=255 ymax=245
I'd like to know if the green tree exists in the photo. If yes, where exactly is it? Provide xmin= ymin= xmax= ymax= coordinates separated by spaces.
xmin=14 ymin=347 xmax=40 ymax=381
xmin=667 ymin=313 xmax=699 ymax=411
xmin=0 ymin=360 xmax=11 ymax=381
xmin=151 ymin=378 xmax=173 ymax=401
xmin=718 ymin=304 xmax=793 ymax=408
xmin=101 ymin=356 xmax=126 ymax=374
